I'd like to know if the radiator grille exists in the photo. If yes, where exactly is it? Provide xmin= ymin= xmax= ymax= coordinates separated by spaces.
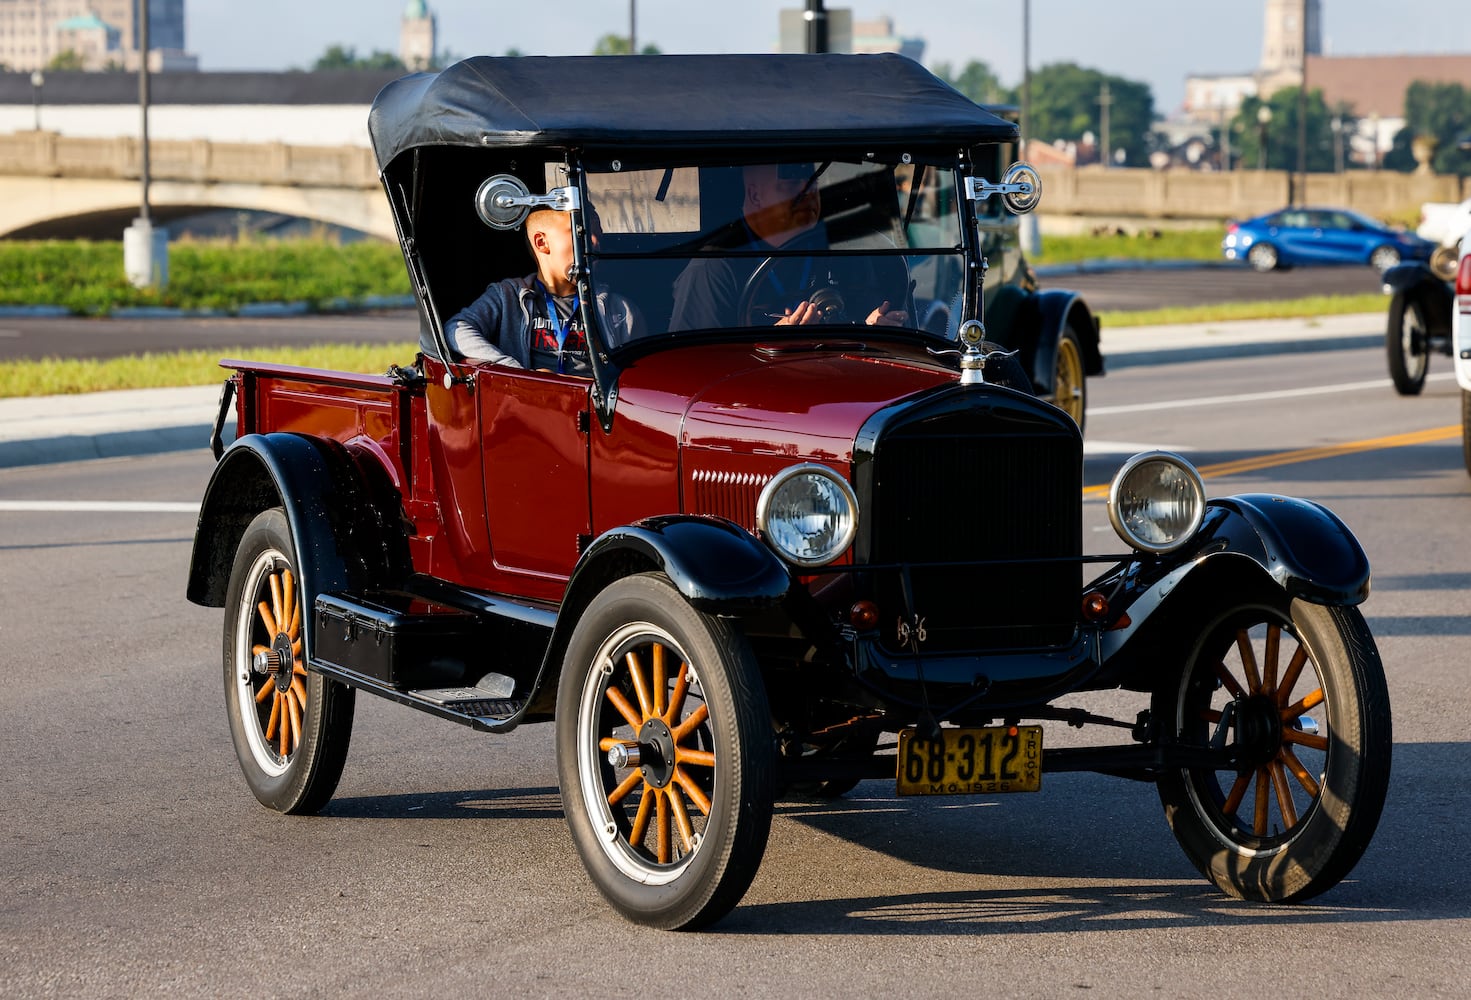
xmin=866 ymin=407 xmax=1082 ymax=651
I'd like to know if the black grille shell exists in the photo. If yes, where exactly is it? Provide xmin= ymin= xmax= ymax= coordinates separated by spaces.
xmin=855 ymin=388 xmax=1082 ymax=652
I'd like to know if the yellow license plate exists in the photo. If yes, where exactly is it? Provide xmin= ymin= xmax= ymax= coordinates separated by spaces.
xmin=896 ymin=725 xmax=1043 ymax=796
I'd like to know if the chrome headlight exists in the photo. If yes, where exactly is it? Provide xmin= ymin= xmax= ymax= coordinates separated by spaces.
xmin=1107 ymin=451 xmax=1205 ymax=554
xmin=756 ymin=463 xmax=859 ymax=568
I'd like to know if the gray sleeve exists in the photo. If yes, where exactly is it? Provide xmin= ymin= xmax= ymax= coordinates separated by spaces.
xmin=443 ymin=286 xmax=526 ymax=368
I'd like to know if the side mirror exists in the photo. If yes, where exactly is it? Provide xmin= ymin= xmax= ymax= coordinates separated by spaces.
xmin=474 ymin=173 xmax=581 ymax=230
xmin=964 ymin=162 xmax=1043 ymax=216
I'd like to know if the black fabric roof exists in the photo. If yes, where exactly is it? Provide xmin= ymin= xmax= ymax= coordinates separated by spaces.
xmin=367 ymin=53 xmax=1017 ymax=170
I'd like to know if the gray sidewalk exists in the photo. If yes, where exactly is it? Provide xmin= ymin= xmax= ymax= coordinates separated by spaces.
xmin=0 ymin=312 xmax=1385 ymax=469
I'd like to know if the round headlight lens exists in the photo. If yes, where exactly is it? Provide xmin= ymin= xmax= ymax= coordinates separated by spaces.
xmin=756 ymin=464 xmax=859 ymax=568
xmin=1107 ymin=451 xmax=1205 ymax=554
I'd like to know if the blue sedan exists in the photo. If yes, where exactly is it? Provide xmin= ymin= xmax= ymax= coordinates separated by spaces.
xmin=1222 ymin=207 xmax=1436 ymax=273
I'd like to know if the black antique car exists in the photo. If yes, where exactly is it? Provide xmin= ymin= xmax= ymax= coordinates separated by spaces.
xmin=188 ymin=54 xmax=1391 ymax=930
xmin=1383 ymin=261 xmax=1454 ymax=395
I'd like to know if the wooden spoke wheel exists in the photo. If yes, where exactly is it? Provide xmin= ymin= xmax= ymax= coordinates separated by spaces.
xmin=1050 ymin=324 xmax=1087 ymax=431
xmin=557 ymin=574 xmax=774 ymax=930
xmin=223 ymin=508 xmax=353 ymax=814
xmin=1153 ymin=599 xmax=1391 ymax=903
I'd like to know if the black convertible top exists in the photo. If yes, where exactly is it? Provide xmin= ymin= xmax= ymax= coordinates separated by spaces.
xmin=367 ymin=53 xmax=1017 ymax=169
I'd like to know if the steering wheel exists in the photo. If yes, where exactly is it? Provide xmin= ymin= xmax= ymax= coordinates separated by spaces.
xmin=737 ymin=254 xmax=911 ymax=328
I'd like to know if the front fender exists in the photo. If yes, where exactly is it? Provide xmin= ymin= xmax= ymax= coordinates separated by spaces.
xmin=1095 ymin=493 xmax=1371 ymax=689
xmin=1031 ymin=290 xmax=1103 ymax=394
xmin=520 ymin=515 xmax=793 ymax=718
xmin=186 ymin=433 xmax=410 ymax=658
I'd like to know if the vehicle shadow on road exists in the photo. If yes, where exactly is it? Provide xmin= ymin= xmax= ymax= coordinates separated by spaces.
xmin=323 ymin=785 xmax=564 ymax=821
xmin=742 ymin=740 xmax=1468 ymax=934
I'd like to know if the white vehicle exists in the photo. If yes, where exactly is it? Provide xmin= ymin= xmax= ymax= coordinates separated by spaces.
xmin=1455 ymin=223 xmax=1471 ymax=475
xmin=1418 ymin=200 xmax=1470 ymax=281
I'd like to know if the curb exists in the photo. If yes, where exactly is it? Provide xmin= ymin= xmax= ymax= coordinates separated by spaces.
xmin=0 ymin=294 xmax=417 ymax=321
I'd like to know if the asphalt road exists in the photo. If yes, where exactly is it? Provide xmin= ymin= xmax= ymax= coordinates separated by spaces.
xmin=2 ymin=340 xmax=1467 ymax=996
xmin=0 ymin=264 xmax=1386 ymax=362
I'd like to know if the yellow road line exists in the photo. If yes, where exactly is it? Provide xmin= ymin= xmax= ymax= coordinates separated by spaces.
xmin=1084 ymin=425 xmax=1461 ymax=497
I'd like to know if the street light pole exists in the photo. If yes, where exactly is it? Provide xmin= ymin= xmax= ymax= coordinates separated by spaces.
xmin=803 ymin=0 xmax=828 ymax=54
xmin=30 ymin=71 xmax=43 ymax=131
xmin=124 ymin=0 xmax=167 ymax=289
xmin=628 ymin=0 xmax=636 ymax=54
xmin=1257 ymin=104 xmax=1272 ymax=171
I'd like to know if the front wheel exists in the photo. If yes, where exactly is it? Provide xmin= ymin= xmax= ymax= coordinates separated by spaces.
xmin=223 ymin=508 xmax=354 ymax=814
xmin=1386 ymin=292 xmax=1430 ymax=395
xmin=1247 ymin=243 xmax=1279 ymax=272
xmin=1153 ymin=599 xmax=1391 ymax=903
xmin=556 ymin=574 xmax=775 ymax=929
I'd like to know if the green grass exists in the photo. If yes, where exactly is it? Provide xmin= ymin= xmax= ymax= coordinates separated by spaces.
xmin=1033 ymin=228 xmax=1224 ymax=264
xmin=0 ymin=239 xmax=411 ymax=314
xmin=0 ymin=343 xmax=418 ymax=397
xmin=1100 ymin=293 xmax=1384 ymax=328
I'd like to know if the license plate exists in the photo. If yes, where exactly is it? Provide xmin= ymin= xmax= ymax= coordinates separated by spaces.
xmin=896 ymin=725 xmax=1043 ymax=796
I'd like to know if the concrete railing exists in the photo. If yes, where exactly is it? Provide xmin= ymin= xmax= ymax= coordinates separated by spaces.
xmin=0 ymin=131 xmax=380 ymax=189
xmin=1037 ymin=164 xmax=1470 ymax=227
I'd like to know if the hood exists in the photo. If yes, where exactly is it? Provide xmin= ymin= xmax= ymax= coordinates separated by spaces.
xmin=619 ymin=339 xmax=958 ymax=464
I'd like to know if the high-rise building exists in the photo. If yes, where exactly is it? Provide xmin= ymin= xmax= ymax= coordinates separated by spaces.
xmin=400 ymin=0 xmax=436 ymax=72
xmin=1258 ymin=0 xmax=1321 ymax=93
xmin=0 ymin=0 xmax=193 ymax=72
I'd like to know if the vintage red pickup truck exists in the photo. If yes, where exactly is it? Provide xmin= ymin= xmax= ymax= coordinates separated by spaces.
xmin=187 ymin=54 xmax=1390 ymax=929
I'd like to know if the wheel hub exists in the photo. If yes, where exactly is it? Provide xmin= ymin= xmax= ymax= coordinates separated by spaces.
xmin=637 ymin=718 xmax=676 ymax=789
xmin=271 ymin=633 xmax=295 ymax=693
xmin=1233 ymin=694 xmax=1283 ymax=771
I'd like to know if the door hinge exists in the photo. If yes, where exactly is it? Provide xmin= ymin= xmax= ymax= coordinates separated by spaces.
xmin=577 ymin=533 xmax=593 ymax=554
xmin=576 ymin=410 xmax=591 ymax=433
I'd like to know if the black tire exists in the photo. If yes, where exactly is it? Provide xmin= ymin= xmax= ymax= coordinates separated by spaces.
xmin=1247 ymin=242 xmax=1279 ymax=272
xmin=556 ymin=573 xmax=775 ymax=930
xmin=1462 ymin=389 xmax=1471 ymax=478
xmin=1386 ymin=292 xmax=1430 ymax=395
xmin=1153 ymin=599 xmax=1391 ymax=903
xmin=1370 ymin=245 xmax=1401 ymax=274
xmin=1048 ymin=323 xmax=1087 ymax=433
xmin=223 ymin=508 xmax=354 ymax=814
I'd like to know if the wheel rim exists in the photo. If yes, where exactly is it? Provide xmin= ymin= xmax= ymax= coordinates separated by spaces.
xmin=1400 ymin=303 xmax=1428 ymax=380
xmin=232 ymin=548 xmax=307 ymax=777
xmin=577 ymin=622 xmax=716 ymax=885
xmin=1175 ymin=615 xmax=1329 ymax=854
xmin=1053 ymin=336 xmax=1085 ymax=424
xmin=1250 ymin=245 xmax=1276 ymax=270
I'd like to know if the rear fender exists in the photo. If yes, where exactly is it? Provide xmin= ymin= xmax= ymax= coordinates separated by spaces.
xmin=523 ymin=516 xmax=792 ymax=717
xmin=186 ymin=433 xmax=410 ymax=661
xmin=1097 ymin=494 xmax=1371 ymax=689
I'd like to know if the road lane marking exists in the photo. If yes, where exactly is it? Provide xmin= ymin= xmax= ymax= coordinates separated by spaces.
xmin=0 ymin=500 xmax=199 ymax=513
xmin=1090 ymin=372 xmax=1455 ymax=416
xmin=1083 ymin=425 xmax=1461 ymax=497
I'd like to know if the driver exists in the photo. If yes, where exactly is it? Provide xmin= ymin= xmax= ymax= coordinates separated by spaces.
xmin=669 ymin=163 xmax=908 ymax=331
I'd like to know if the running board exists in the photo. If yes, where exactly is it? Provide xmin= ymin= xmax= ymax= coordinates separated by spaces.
xmin=310 ymin=658 xmax=533 ymax=732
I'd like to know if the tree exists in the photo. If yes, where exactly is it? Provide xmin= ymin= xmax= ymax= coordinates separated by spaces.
xmin=1232 ymin=88 xmax=1350 ymax=173
xmin=1383 ymin=81 xmax=1471 ymax=176
xmin=46 ymin=49 xmax=85 ymax=71
xmin=591 ymin=33 xmax=661 ymax=56
xmin=933 ymin=60 xmax=1013 ymax=106
xmin=1027 ymin=62 xmax=1154 ymax=166
xmin=311 ymin=45 xmax=405 ymax=72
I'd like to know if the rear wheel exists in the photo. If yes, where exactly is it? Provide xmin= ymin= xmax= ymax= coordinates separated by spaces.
xmin=1153 ymin=599 xmax=1391 ymax=902
xmin=1247 ymin=243 xmax=1279 ymax=272
xmin=1462 ymin=389 xmax=1471 ymax=478
xmin=1386 ymin=292 xmax=1430 ymax=395
xmin=1370 ymin=245 xmax=1401 ymax=273
xmin=556 ymin=574 xmax=775 ymax=929
xmin=223 ymin=508 xmax=354 ymax=814
xmin=1049 ymin=324 xmax=1087 ymax=432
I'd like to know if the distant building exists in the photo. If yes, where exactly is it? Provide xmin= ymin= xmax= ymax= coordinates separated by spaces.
xmin=400 ymin=0 xmax=436 ymax=72
xmin=0 ymin=0 xmax=195 ymax=72
xmin=777 ymin=8 xmax=924 ymax=61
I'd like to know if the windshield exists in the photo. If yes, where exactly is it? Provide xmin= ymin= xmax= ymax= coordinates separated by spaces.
xmin=583 ymin=159 xmax=967 ymax=340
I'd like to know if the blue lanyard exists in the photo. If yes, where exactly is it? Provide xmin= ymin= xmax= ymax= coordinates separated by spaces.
xmin=539 ymin=284 xmax=580 ymax=374
xmin=764 ymin=257 xmax=813 ymax=302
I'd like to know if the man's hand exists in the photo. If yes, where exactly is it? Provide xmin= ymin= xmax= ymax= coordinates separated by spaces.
xmin=866 ymin=300 xmax=908 ymax=327
xmin=775 ymin=301 xmax=822 ymax=326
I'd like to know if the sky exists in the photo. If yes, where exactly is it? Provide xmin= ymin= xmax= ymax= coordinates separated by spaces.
xmin=188 ymin=1 xmax=1470 ymax=115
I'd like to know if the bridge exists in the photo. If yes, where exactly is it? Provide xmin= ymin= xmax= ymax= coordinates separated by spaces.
xmin=0 ymin=131 xmax=393 ymax=240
